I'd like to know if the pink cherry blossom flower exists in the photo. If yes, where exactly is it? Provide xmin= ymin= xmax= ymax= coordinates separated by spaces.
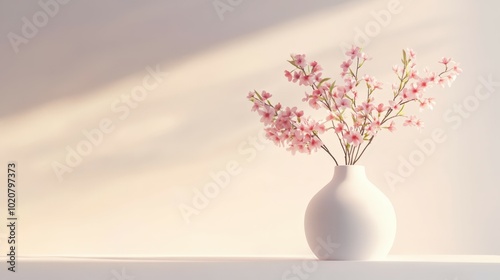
xmin=418 ymin=78 xmax=430 ymax=90
xmin=326 ymin=114 xmax=335 ymax=121
xmin=294 ymin=54 xmax=307 ymax=68
xmin=353 ymin=114 xmax=365 ymax=128
xmin=292 ymin=71 xmax=301 ymax=83
xmin=439 ymin=57 xmax=452 ymax=65
xmin=314 ymin=73 xmax=323 ymax=83
xmin=284 ymin=70 xmax=293 ymax=81
xmin=360 ymin=52 xmax=371 ymax=61
xmin=452 ymin=64 xmax=463 ymax=74
xmin=406 ymin=48 xmax=416 ymax=60
xmin=286 ymin=143 xmax=299 ymax=155
xmin=438 ymin=77 xmax=447 ymax=87
xmin=314 ymin=122 xmax=326 ymax=134
xmin=409 ymin=69 xmax=419 ymax=80
xmin=364 ymin=75 xmax=383 ymax=90
xmin=344 ymin=78 xmax=357 ymax=92
xmin=427 ymin=72 xmax=438 ymax=83
xmin=335 ymin=85 xmax=347 ymax=97
xmin=415 ymin=118 xmax=424 ymax=129
xmin=401 ymin=88 xmax=410 ymax=100
xmin=302 ymin=92 xmax=310 ymax=102
xmin=295 ymin=108 xmax=304 ymax=118
xmin=408 ymin=83 xmax=422 ymax=99
xmin=375 ymin=103 xmax=388 ymax=113
xmin=298 ymin=122 xmax=310 ymax=133
xmin=446 ymin=74 xmax=457 ymax=86
xmin=403 ymin=115 xmax=423 ymax=129
xmin=308 ymin=96 xmax=321 ymax=109
xmin=299 ymin=74 xmax=312 ymax=86
xmin=340 ymin=60 xmax=352 ymax=72
xmin=251 ymin=99 xmax=262 ymax=111
xmin=366 ymin=125 xmax=376 ymax=136
xmin=335 ymin=97 xmax=351 ymax=110
xmin=281 ymin=106 xmax=292 ymax=117
xmin=261 ymin=91 xmax=272 ymax=100
xmin=388 ymin=100 xmax=400 ymax=110
xmin=258 ymin=105 xmax=275 ymax=125
xmin=310 ymin=61 xmax=323 ymax=73
xmin=334 ymin=122 xmax=345 ymax=134
xmin=403 ymin=115 xmax=416 ymax=126
xmin=346 ymin=46 xmax=361 ymax=59
xmin=387 ymin=121 xmax=396 ymax=132
xmin=345 ymin=129 xmax=363 ymax=146
xmin=265 ymin=128 xmax=282 ymax=145
xmin=309 ymin=137 xmax=323 ymax=152
xmin=366 ymin=119 xmax=381 ymax=136
xmin=358 ymin=101 xmax=374 ymax=115
xmin=373 ymin=81 xmax=383 ymax=90
xmin=312 ymin=89 xmax=322 ymax=97
xmin=419 ymin=97 xmax=436 ymax=110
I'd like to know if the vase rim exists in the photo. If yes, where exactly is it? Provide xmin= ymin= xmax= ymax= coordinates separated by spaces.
xmin=335 ymin=165 xmax=365 ymax=168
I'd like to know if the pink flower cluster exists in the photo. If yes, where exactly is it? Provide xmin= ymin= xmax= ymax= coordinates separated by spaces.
xmin=248 ymin=91 xmax=326 ymax=155
xmin=247 ymin=46 xmax=462 ymax=165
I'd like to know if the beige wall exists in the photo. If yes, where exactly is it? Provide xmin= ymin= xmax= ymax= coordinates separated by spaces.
xmin=0 ymin=0 xmax=498 ymax=257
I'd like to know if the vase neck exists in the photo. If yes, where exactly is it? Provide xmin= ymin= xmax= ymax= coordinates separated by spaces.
xmin=332 ymin=165 xmax=366 ymax=181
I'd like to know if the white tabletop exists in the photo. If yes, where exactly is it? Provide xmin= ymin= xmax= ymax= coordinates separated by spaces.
xmin=1 ymin=255 xmax=499 ymax=280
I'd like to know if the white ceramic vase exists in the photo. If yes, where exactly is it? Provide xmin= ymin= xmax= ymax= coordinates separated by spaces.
xmin=304 ymin=165 xmax=397 ymax=260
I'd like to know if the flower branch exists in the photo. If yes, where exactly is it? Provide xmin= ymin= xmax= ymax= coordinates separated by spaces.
xmin=247 ymin=46 xmax=462 ymax=165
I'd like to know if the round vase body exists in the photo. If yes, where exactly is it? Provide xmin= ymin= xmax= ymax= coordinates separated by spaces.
xmin=304 ymin=165 xmax=397 ymax=260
